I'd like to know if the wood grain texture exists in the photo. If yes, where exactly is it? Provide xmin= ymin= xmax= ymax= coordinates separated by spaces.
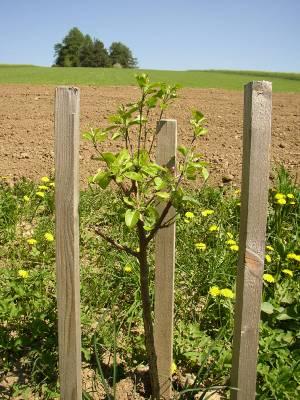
xmin=154 ymin=120 xmax=177 ymax=400
xmin=231 ymin=81 xmax=272 ymax=400
xmin=55 ymin=87 xmax=82 ymax=400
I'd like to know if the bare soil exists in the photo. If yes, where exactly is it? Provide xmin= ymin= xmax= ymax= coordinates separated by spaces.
xmin=0 ymin=85 xmax=299 ymax=186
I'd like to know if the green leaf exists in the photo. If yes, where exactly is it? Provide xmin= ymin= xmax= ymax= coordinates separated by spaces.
xmin=142 ymin=166 xmax=157 ymax=177
xmin=109 ymin=114 xmax=123 ymax=124
xmin=261 ymin=302 xmax=274 ymax=314
xmin=115 ymin=175 xmax=124 ymax=183
xmin=143 ymin=225 xmax=153 ymax=231
xmin=101 ymin=152 xmax=116 ymax=166
xmin=112 ymin=131 xmax=122 ymax=140
xmin=124 ymin=171 xmax=143 ymax=181
xmin=146 ymin=96 xmax=158 ymax=108
xmin=138 ymin=150 xmax=150 ymax=166
xmin=144 ymin=206 xmax=159 ymax=231
xmin=192 ymin=110 xmax=205 ymax=123
xmin=195 ymin=127 xmax=208 ymax=137
xmin=274 ymin=238 xmax=286 ymax=259
xmin=83 ymin=128 xmax=108 ymax=142
xmin=125 ymin=209 xmax=140 ymax=229
xmin=135 ymin=73 xmax=148 ymax=88
xmin=190 ymin=161 xmax=205 ymax=169
xmin=129 ymin=116 xmax=147 ymax=126
xmin=182 ymin=195 xmax=200 ymax=205
xmin=177 ymin=145 xmax=188 ymax=157
xmin=145 ymin=82 xmax=161 ymax=95
xmin=123 ymin=197 xmax=135 ymax=207
xmin=159 ymin=103 xmax=168 ymax=111
xmin=154 ymin=177 xmax=166 ymax=190
xmin=116 ymin=149 xmax=130 ymax=165
xmin=127 ymin=104 xmax=139 ymax=114
xmin=280 ymin=293 xmax=294 ymax=304
xmin=123 ymin=161 xmax=133 ymax=172
xmin=93 ymin=171 xmax=112 ymax=189
xmin=142 ymin=163 xmax=165 ymax=177
xmin=185 ymin=165 xmax=197 ymax=180
xmin=202 ymin=167 xmax=209 ymax=181
xmin=82 ymin=130 xmax=93 ymax=141
xmin=94 ymin=129 xmax=108 ymax=142
xmin=156 ymin=191 xmax=170 ymax=200
xmin=276 ymin=313 xmax=293 ymax=321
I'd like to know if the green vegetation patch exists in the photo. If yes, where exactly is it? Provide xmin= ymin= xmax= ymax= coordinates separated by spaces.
xmin=1 ymin=65 xmax=300 ymax=92
xmin=0 ymin=167 xmax=299 ymax=399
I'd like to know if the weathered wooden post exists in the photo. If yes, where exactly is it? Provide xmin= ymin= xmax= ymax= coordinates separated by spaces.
xmin=154 ymin=119 xmax=177 ymax=400
xmin=231 ymin=81 xmax=272 ymax=399
xmin=55 ymin=87 xmax=82 ymax=399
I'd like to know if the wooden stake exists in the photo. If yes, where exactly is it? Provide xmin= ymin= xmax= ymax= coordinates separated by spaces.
xmin=55 ymin=87 xmax=82 ymax=400
xmin=231 ymin=81 xmax=272 ymax=400
xmin=154 ymin=119 xmax=177 ymax=400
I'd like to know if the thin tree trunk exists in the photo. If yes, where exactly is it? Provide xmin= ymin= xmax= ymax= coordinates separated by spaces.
xmin=137 ymin=221 xmax=160 ymax=399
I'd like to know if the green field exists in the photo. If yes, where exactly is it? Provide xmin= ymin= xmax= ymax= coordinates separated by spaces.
xmin=0 ymin=64 xmax=300 ymax=92
xmin=0 ymin=168 xmax=299 ymax=398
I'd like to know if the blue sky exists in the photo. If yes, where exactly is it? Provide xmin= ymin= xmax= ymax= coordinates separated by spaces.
xmin=1 ymin=0 xmax=299 ymax=72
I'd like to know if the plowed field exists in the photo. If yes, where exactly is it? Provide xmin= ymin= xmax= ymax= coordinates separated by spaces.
xmin=0 ymin=85 xmax=299 ymax=186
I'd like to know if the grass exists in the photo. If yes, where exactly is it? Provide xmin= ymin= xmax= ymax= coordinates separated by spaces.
xmin=0 ymin=64 xmax=300 ymax=92
xmin=0 ymin=168 xmax=299 ymax=399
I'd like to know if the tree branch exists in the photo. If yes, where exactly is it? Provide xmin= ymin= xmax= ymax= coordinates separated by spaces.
xmin=159 ymin=213 xmax=177 ymax=229
xmin=94 ymin=226 xmax=139 ymax=258
xmin=148 ymin=107 xmax=165 ymax=156
xmin=111 ymin=177 xmax=130 ymax=196
xmin=146 ymin=200 xmax=172 ymax=243
xmin=143 ymin=108 xmax=151 ymax=149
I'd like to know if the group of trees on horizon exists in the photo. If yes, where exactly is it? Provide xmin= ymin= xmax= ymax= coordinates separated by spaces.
xmin=53 ymin=27 xmax=138 ymax=68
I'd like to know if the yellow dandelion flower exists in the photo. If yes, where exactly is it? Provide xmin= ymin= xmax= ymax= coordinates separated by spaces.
xmin=220 ymin=288 xmax=234 ymax=299
xmin=49 ymin=182 xmax=55 ymax=187
xmin=237 ymin=202 xmax=241 ymax=206
xmin=287 ymin=253 xmax=300 ymax=262
xmin=18 ymin=270 xmax=29 ymax=279
xmin=234 ymin=189 xmax=240 ymax=195
xmin=36 ymin=191 xmax=45 ymax=198
xmin=201 ymin=209 xmax=214 ymax=217
xmin=274 ymin=193 xmax=285 ymax=200
xmin=185 ymin=212 xmax=195 ymax=219
xmin=44 ymin=233 xmax=54 ymax=242
xmin=287 ymin=253 xmax=296 ymax=260
xmin=41 ymin=176 xmax=50 ymax=183
xmin=266 ymin=245 xmax=274 ymax=251
xmin=289 ymin=201 xmax=296 ymax=205
xmin=38 ymin=185 xmax=49 ymax=191
xmin=282 ymin=269 xmax=293 ymax=277
xmin=230 ymin=244 xmax=239 ymax=252
xmin=27 ymin=238 xmax=37 ymax=245
xmin=226 ymin=232 xmax=234 ymax=239
xmin=226 ymin=239 xmax=237 ymax=245
xmin=171 ymin=362 xmax=177 ymax=374
xmin=123 ymin=264 xmax=132 ymax=273
xmin=23 ymin=195 xmax=30 ymax=202
xmin=195 ymin=242 xmax=206 ymax=251
xmin=265 ymin=254 xmax=272 ymax=263
xmin=277 ymin=198 xmax=286 ymax=205
xmin=263 ymin=274 xmax=275 ymax=283
xmin=209 ymin=225 xmax=219 ymax=232
xmin=286 ymin=193 xmax=294 ymax=199
xmin=209 ymin=286 xmax=220 ymax=297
